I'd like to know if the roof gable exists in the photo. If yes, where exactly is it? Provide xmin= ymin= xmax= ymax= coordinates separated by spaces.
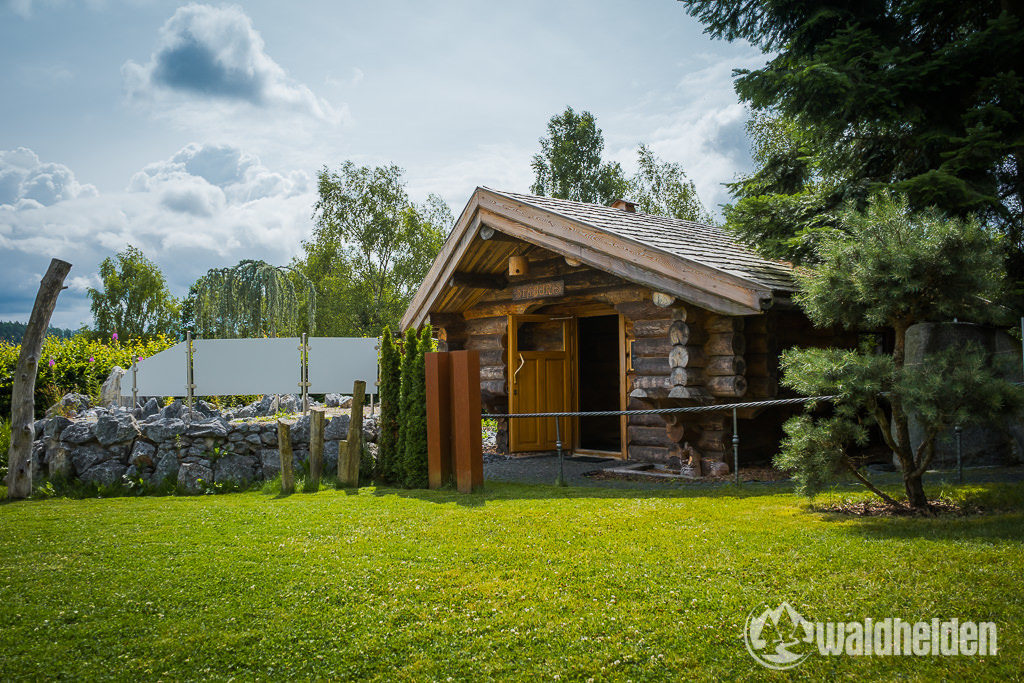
xmin=401 ymin=188 xmax=795 ymax=329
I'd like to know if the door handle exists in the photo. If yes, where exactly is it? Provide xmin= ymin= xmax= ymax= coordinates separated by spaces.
xmin=513 ymin=353 xmax=525 ymax=384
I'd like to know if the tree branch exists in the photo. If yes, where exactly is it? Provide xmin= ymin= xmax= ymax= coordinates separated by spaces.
xmin=843 ymin=456 xmax=904 ymax=508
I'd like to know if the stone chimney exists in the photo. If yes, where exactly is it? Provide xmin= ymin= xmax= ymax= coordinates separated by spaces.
xmin=610 ymin=198 xmax=637 ymax=213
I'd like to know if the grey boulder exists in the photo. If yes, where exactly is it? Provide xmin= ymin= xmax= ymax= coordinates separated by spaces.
xmin=152 ymin=451 xmax=180 ymax=485
xmin=80 ymin=459 xmax=127 ymax=487
xmin=141 ymin=397 xmax=161 ymax=419
xmin=214 ymin=455 xmax=257 ymax=486
xmin=177 ymin=462 xmax=213 ymax=495
xmin=71 ymin=444 xmax=112 ymax=475
xmin=324 ymin=415 xmax=350 ymax=441
xmin=290 ymin=415 xmax=310 ymax=445
xmin=187 ymin=418 xmax=228 ymax=439
xmin=142 ymin=418 xmax=187 ymax=443
xmin=60 ymin=421 xmax=95 ymax=444
xmin=260 ymin=449 xmax=281 ymax=478
xmin=95 ymin=412 xmax=141 ymax=446
xmin=130 ymin=440 xmax=157 ymax=468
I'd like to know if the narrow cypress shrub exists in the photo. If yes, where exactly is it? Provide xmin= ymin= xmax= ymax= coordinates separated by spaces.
xmin=376 ymin=327 xmax=401 ymax=484
xmin=397 ymin=328 xmax=418 ymax=487
xmin=401 ymin=327 xmax=432 ymax=488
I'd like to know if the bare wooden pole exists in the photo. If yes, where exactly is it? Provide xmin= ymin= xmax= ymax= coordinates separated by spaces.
xmin=338 ymin=380 xmax=366 ymax=488
xmin=277 ymin=419 xmax=294 ymax=494
xmin=309 ymin=408 xmax=325 ymax=488
xmin=6 ymin=259 xmax=71 ymax=499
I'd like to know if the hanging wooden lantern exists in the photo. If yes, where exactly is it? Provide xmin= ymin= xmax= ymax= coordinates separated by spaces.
xmin=508 ymin=255 xmax=528 ymax=276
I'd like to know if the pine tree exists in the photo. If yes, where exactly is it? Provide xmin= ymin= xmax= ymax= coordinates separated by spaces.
xmin=775 ymin=193 xmax=1021 ymax=510
xmin=397 ymin=328 xmax=418 ymax=487
xmin=376 ymin=327 xmax=401 ymax=483
xmin=401 ymin=327 xmax=432 ymax=488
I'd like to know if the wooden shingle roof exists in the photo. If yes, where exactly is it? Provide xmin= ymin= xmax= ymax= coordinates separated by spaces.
xmin=401 ymin=188 xmax=797 ymax=329
xmin=489 ymin=189 xmax=796 ymax=293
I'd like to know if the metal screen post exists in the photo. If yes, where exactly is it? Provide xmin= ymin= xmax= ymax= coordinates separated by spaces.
xmin=955 ymin=425 xmax=963 ymax=484
xmin=555 ymin=416 xmax=566 ymax=487
xmin=131 ymin=361 xmax=138 ymax=409
xmin=732 ymin=407 xmax=740 ymax=487
xmin=299 ymin=332 xmax=309 ymax=414
xmin=185 ymin=331 xmax=195 ymax=421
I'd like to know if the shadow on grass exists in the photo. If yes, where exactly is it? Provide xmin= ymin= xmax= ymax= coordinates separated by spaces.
xmin=809 ymin=479 xmax=1024 ymax=542
xmin=366 ymin=478 xmax=797 ymax=508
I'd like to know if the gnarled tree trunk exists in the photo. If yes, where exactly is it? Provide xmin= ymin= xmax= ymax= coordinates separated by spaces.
xmin=6 ymin=258 xmax=72 ymax=499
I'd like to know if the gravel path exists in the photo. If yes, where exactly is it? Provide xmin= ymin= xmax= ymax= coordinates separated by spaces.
xmin=483 ymin=452 xmax=1024 ymax=491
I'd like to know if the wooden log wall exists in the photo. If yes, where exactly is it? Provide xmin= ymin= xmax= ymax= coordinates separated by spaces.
xmin=702 ymin=314 xmax=747 ymax=399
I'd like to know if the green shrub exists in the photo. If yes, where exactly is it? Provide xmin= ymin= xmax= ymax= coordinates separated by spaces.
xmin=0 ymin=418 xmax=10 ymax=480
xmin=397 ymin=328 xmax=418 ymax=487
xmin=401 ymin=326 xmax=431 ymax=489
xmin=375 ymin=327 xmax=401 ymax=483
xmin=0 ymin=334 xmax=175 ymax=418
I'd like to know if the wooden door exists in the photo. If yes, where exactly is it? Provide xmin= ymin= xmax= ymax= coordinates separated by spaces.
xmin=509 ymin=315 xmax=573 ymax=451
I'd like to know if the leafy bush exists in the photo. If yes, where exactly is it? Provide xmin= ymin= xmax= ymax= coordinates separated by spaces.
xmin=0 ymin=418 xmax=10 ymax=480
xmin=0 ymin=334 xmax=176 ymax=418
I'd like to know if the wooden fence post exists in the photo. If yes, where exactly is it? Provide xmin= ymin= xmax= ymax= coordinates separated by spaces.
xmin=426 ymin=352 xmax=453 ymax=489
xmin=6 ymin=258 xmax=71 ymax=499
xmin=277 ymin=419 xmax=294 ymax=494
xmin=309 ymin=408 xmax=325 ymax=488
xmin=338 ymin=380 xmax=365 ymax=487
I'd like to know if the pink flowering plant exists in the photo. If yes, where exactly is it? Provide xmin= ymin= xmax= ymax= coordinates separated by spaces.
xmin=0 ymin=334 xmax=175 ymax=417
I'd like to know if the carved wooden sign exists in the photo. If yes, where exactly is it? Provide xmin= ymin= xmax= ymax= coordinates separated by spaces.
xmin=512 ymin=279 xmax=564 ymax=301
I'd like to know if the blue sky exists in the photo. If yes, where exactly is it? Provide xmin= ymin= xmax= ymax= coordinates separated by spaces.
xmin=0 ymin=0 xmax=765 ymax=329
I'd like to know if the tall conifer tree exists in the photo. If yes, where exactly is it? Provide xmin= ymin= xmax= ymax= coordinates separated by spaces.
xmin=376 ymin=327 xmax=401 ymax=484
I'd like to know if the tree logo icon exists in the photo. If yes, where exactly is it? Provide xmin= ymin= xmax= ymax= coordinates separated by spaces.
xmin=743 ymin=602 xmax=815 ymax=670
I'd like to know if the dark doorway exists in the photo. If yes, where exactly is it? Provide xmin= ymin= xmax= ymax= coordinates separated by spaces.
xmin=577 ymin=315 xmax=621 ymax=452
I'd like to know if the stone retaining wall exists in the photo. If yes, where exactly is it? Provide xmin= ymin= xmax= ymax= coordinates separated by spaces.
xmin=29 ymin=398 xmax=375 ymax=494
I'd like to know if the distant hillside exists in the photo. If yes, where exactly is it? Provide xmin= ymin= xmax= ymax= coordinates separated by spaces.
xmin=0 ymin=320 xmax=78 ymax=343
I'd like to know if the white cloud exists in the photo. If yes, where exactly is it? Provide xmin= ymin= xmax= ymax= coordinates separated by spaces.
xmin=0 ymin=147 xmax=98 ymax=207
xmin=0 ymin=143 xmax=316 ymax=328
xmin=123 ymin=3 xmax=341 ymax=124
xmin=604 ymin=51 xmax=765 ymax=215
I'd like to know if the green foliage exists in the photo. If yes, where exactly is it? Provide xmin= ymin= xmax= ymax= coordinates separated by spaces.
xmin=0 ymin=418 xmax=10 ymax=480
xmin=396 ymin=328 xmax=417 ymax=487
xmin=87 ymin=245 xmax=180 ymax=339
xmin=531 ymin=109 xmax=714 ymax=222
xmin=298 ymin=161 xmax=447 ymax=337
xmin=530 ymin=106 xmax=629 ymax=205
xmin=375 ymin=327 xmax=401 ymax=484
xmin=682 ymin=1 xmax=1024 ymax=296
xmin=775 ymin=195 xmax=1021 ymax=507
xmin=2 ymin=484 xmax=1024 ymax=678
xmin=183 ymin=259 xmax=315 ymax=338
xmin=629 ymin=144 xmax=714 ymax=223
xmin=796 ymin=193 xmax=1007 ymax=331
xmin=0 ymin=334 xmax=175 ymax=418
xmin=0 ymin=321 xmax=75 ymax=343
xmin=400 ymin=328 xmax=431 ymax=488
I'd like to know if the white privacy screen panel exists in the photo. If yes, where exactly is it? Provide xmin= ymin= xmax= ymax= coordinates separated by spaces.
xmin=192 ymin=338 xmax=301 ymax=396
xmin=307 ymin=337 xmax=379 ymax=393
xmin=129 ymin=341 xmax=187 ymax=396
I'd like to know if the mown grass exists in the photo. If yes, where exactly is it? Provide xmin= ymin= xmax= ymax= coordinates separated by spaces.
xmin=0 ymin=480 xmax=1021 ymax=681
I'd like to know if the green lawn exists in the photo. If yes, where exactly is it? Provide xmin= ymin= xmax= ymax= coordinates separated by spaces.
xmin=0 ymin=481 xmax=1021 ymax=681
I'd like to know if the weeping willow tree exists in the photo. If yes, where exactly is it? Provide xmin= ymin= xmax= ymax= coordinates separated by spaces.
xmin=184 ymin=260 xmax=316 ymax=338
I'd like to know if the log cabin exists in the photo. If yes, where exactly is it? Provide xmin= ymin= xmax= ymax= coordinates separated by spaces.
xmin=401 ymin=188 xmax=850 ymax=475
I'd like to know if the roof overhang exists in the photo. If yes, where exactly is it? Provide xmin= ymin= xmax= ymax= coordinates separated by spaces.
xmin=401 ymin=188 xmax=775 ymax=330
